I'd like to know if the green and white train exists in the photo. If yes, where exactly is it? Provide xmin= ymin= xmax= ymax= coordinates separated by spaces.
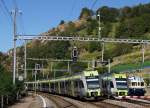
xmin=26 ymin=69 xmax=101 ymax=99
xmin=26 ymin=70 xmax=129 ymax=99
xmin=100 ymin=73 xmax=128 ymax=97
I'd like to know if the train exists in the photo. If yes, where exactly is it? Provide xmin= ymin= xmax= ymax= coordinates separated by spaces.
xmin=26 ymin=69 xmax=102 ymax=100
xmin=100 ymin=73 xmax=128 ymax=97
xmin=25 ymin=69 xmax=146 ymax=100
xmin=127 ymin=76 xmax=146 ymax=96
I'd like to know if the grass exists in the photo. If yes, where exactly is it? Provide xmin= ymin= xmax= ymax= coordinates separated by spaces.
xmin=111 ymin=60 xmax=150 ymax=72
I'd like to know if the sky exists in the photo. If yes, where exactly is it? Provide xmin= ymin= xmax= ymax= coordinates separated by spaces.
xmin=0 ymin=0 xmax=150 ymax=53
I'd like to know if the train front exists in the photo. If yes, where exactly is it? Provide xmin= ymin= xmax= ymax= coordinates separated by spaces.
xmin=114 ymin=74 xmax=128 ymax=96
xmin=128 ymin=76 xmax=146 ymax=96
xmin=84 ymin=70 xmax=101 ymax=99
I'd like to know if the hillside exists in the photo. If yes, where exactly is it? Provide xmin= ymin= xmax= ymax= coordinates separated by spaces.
xmin=13 ymin=3 xmax=150 ymax=80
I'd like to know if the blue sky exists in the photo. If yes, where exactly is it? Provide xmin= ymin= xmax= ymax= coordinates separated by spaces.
xmin=0 ymin=0 xmax=150 ymax=53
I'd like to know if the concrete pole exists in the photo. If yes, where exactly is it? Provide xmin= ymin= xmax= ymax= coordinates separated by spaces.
xmin=54 ymin=70 xmax=55 ymax=92
xmin=108 ymin=59 xmax=111 ymax=73
xmin=42 ymin=63 xmax=44 ymax=78
xmin=108 ymin=59 xmax=111 ymax=99
xmin=51 ymin=62 xmax=53 ymax=74
xmin=101 ymin=42 xmax=104 ymax=62
xmin=1 ymin=95 xmax=3 ymax=108
xmin=24 ymin=40 xmax=27 ymax=79
xmin=142 ymin=44 xmax=145 ymax=64
xmin=13 ymin=9 xmax=17 ymax=85
xmin=98 ymin=10 xmax=101 ymax=39
xmin=16 ymin=58 xmax=18 ymax=78
xmin=34 ymin=64 xmax=37 ymax=95
xmin=92 ymin=59 xmax=95 ymax=69
xmin=88 ymin=61 xmax=90 ymax=69
xmin=67 ymin=61 xmax=70 ymax=72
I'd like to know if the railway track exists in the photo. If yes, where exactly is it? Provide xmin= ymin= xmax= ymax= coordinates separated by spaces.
xmin=39 ymin=93 xmax=78 ymax=108
xmin=107 ymin=98 xmax=150 ymax=108
xmin=91 ymin=101 xmax=122 ymax=108
xmin=36 ymin=92 xmax=150 ymax=108
xmin=121 ymin=98 xmax=150 ymax=108
xmin=37 ymin=92 xmax=124 ymax=108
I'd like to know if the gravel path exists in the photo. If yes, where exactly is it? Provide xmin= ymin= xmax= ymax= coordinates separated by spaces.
xmin=8 ymin=95 xmax=41 ymax=108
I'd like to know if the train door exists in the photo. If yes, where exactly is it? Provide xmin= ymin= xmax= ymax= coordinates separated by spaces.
xmin=58 ymin=82 xmax=61 ymax=94
xmin=64 ymin=80 xmax=67 ymax=95
xmin=73 ymin=80 xmax=79 ymax=97
xmin=71 ymin=80 xmax=75 ymax=97
xmin=79 ymin=80 xmax=84 ymax=97
xmin=49 ymin=82 xmax=50 ymax=92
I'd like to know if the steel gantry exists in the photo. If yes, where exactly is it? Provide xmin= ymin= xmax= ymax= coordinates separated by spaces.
xmin=17 ymin=35 xmax=150 ymax=44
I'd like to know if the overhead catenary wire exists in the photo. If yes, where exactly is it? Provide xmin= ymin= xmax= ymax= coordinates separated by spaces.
xmin=90 ymin=0 xmax=98 ymax=10
xmin=0 ymin=0 xmax=13 ymax=22
xmin=18 ymin=12 xmax=25 ymax=35
xmin=12 ymin=0 xmax=18 ymax=9
xmin=69 ymin=0 xmax=76 ymax=17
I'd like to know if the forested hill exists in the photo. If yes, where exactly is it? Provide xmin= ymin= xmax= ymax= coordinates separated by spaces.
xmin=9 ymin=3 xmax=150 ymax=78
xmin=46 ymin=3 xmax=150 ymax=39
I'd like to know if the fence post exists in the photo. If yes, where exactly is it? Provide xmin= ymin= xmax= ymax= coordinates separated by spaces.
xmin=1 ymin=95 xmax=4 ymax=108
xmin=6 ymin=95 xmax=8 ymax=104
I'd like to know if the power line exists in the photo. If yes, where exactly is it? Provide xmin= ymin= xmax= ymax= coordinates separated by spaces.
xmin=0 ymin=1 xmax=13 ymax=25
xmin=18 ymin=12 xmax=25 ymax=35
xmin=91 ymin=0 xmax=98 ymax=10
xmin=69 ymin=0 xmax=76 ymax=17
xmin=12 ymin=0 xmax=18 ymax=9
xmin=0 ymin=0 xmax=13 ymax=21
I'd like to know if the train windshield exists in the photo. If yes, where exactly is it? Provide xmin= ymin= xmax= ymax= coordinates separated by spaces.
xmin=116 ymin=78 xmax=127 ymax=81
xmin=116 ymin=82 xmax=127 ymax=89
xmin=86 ymin=80 xmax=100 ymax=89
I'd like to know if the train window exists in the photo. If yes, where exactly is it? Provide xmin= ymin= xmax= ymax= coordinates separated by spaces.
xmin=141 ymin=82 xmax=144 ymax=86
xmin=116 ymin=78 xmax=127 ymax=81
xmin=79 ymin=81 xmax=84 ymax=88
xmin=45 ymin=83 xmax=49 ymax=88
xmin=132 ymin=82 xmax=137 ymax=86
xmin=60 ymin=82 xmax=64 ymax=88
xmin=138 ymin=82 xmax=140 ymax=86
xmin=87 ymin=81 xmax=100 ymax=89
xmin=42 ymin=83 xmax=44 ymax=88
xmin=74 ymin=81 xmax=78 ymax=87
xmin=51 ymin=83 xmax=54 ymax=88
xmin=55 ymin=82 xmax=58 ymax=88
xmin=110 ymin=81 xmax=114 ymax=88
xmin=102 ymin=80 xmax=106 ymax=88
xmin=65 ymin=81 xmax=69 ymax=87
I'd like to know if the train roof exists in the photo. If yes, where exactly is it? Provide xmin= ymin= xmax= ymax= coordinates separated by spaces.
xmin=128 ymin=76 xmax=144 ymax=82
xmin=25 ymin=70 xmax=98 ymax=83
xmin=100 ymin=73 xmax=127 ymax=80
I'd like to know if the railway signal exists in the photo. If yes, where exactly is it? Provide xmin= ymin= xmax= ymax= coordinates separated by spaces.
xmin=71 ymin=46 xmax=78 ymax=62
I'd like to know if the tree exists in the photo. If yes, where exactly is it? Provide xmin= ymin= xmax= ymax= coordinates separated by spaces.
xmin=97 ymin=6 xmax=119 ymax=22
xmin=120 ymin=6 xmax=132 ymax=20
xmin=59 ymin=20 xmax=65 ymax=25
xmin=86 ymin=19 xmax=98 ymax=35
xmin=116 ymin=14 xmax=150 ymax=39
xmin=88 ymin=42 xmax=101 ymax=53
xmin=79 ymin=7 xmax=93 ymax=19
